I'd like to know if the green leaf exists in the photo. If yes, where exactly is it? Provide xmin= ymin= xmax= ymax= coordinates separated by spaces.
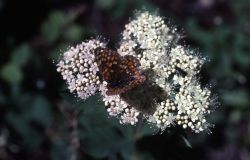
xmin=49 ymin=42 xmax=71 ymax=60
xmin=6 ymin=112 xmax=43 ymax=150
xmin=233 ymin=51 xmax=250 ymax=68
xmin=11 ymin=93 xmax=33 ymax=109
xmin=28 ymin=95 xmax=52 ymax=127
xmin=229 ymin=110 xmax=242 ymax=123
xmin=82 ymin=127 xmax=132 ymax=158
xmin=120 ymin=140 xmax=136 ymax=160
xmin=63 ymin=25 xmax=83 ymax=42
xmin=96 ymin=0 xmax=115 ymax=9
xmin=41 ymin=11 xmax=68 ymax=43
xmin=140 ymin=123 xmax=158 ymax=137
xmin=10 ymin=44 xmax=31 ymax=67
xmin=1 ymin=63 xmax=23 ymax=85
xmin=222 ymin=89 xmax=249 ymax=108
xmin=60 ymin=91 xmax=88 ymax=109
xmin=76 ymin=94 xmax=136 ymax=158
xmin=5 ymin=94 xmax=52 ymax=149
xmin=50 ymin=140 xmax=69 ymax=160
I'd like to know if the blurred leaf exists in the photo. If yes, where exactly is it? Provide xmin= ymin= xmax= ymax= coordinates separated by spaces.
xmin=63 ymin=25 xmax=83 ymax=42
xmin=10 ymin=84 xmax=22 ymax=99
xmin=229 ymin=110 xmax=242 ymax=123
xmin=233 ymin=51 xmax=250 ymax=68
xmin=222 ymin=89 xmax=249 ymax=108
xmin=1 ymin=63 xmax=23 ymax=85
xmin=6 ymin=112 xmax=30 ymax=136
xmin=117 ymin=121 xmax=157 ymax=141
xmin=181 ymin=135 xmax=192 ymax=148
xmin=60 ymin=91 xmax=87 ymax=109
xmin=74 ymin=95 xmax=136 ymax=158
xmin=137 ymin=152 xmax=155 ymax=160
xmin=82 ymin=127 xmax=134 ymax=158
xmin=49 ymin=42 xmax=71 ymax=60
xmin=110 ymin=0 xmax=156 ymax=19
xmin=186 ymin=19 xmax=213 ymax=47
xmin=208 ymin=111 xmax=226 ymax=124
xmin=78 ymin=96 xmax=112 ymax=130
xmin=6 ymin=94 xmax=52 ymax=149
xmin=134 ymin=0 xmax=157 ymax=13
xmin=41 ymin=11 xmax=68 ymax=43
xmin=119 ymin=140 xmax=136 ymax=160
xmin=6 ymin=112 xmax=43 ymax=149
xmin=10 ymin=44 xmax=31 ymax=67
xmin=109 ymin=0 xmax=129 ymax=19
xmin=50 ymin=139 xmax=69 ymax=160
xmin=140 ymin=123 xmax=157 ymax=137
xmin=10 ymin=93 xmax=33 ymax=109
xmin=42 ymin=9 xmax=82 ymax=44
xmin=211 ymin=53 xmax=232 ymax=78
xmin=96 ymin=0 xmax=115 ymax=9
xmin=0 ymin=91 xmax=6 ymax=104
xmin=28 ymin=95 xmax=53 ymax=127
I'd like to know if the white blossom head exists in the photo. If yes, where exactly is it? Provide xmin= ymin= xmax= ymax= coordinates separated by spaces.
xmin=56 ymin=39 xmax=106 ymax=100
xmin=56 ymin=11 xmax=216 ymax=133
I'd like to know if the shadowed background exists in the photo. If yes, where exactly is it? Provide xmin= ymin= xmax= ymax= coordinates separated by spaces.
xmin=0 ymin=0 xmax=250 ymax=160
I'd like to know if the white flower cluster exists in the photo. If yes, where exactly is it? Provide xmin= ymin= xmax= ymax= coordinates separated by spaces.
xmin=117 ymin=11 xmax=213 ymax=133
xmin=99 ymin=82 xmax=140 ymax=125
xmin=118 ymin=11 xmax=175 ymax=70
xmin=57 ymin=11 xmax=215 ymax=133
xmin=57 ymin=40 xmax=105 ymax=100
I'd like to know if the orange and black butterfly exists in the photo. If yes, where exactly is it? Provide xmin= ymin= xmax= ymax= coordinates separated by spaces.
xmin=95 ymin=48 xmax=146 ymax=95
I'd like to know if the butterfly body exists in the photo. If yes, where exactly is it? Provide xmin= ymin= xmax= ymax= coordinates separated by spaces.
xmin=95 ymin=48 xmax=145 ymax=95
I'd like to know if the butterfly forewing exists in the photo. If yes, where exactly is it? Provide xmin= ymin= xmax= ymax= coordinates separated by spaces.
xmin=95 ymin=48 xmax=145 ymax=95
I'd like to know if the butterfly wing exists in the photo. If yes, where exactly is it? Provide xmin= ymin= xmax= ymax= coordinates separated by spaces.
xmin=95 ymin=48 xmax=145 ymax=95
xmin=95 ymin=48 xmax=120 ymax=82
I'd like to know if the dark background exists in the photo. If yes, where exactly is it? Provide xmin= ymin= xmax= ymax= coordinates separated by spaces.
xmin=0 ymin=0 xmax=250 ymax=160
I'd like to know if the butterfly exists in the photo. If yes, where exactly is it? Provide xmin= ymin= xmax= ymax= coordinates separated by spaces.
xmin=95 ymin=48 xmax=146 ymax=95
